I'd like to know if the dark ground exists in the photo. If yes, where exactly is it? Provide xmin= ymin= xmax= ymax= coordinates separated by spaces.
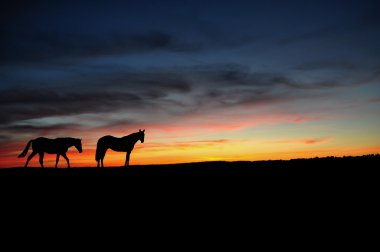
xmin=1 ymin=155 xmax=379 ymax=214
xmin=1 ymin=157 xmax=378 ymax=248
xmin=1 ymin=155 xmax=379 ymax=179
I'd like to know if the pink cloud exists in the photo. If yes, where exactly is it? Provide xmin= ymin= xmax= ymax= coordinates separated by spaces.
xmin=138 ymin=139 xmax=232 ymax=151
xmin=146 ymin=112 xmax=318 ymax=138
xmin=272 ymin=137 xmax=334 ymax=145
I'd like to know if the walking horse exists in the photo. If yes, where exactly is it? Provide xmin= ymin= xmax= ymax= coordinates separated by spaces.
xmin=18 ymin=137 xmax=83 ymax=168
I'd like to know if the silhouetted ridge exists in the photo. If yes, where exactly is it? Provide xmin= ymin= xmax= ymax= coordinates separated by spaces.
xmin=2 ymin=155 xmax=379 ymax=180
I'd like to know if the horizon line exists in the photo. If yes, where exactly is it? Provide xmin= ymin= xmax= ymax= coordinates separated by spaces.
xmin=2 ymin=153 xmax=379 ymax=169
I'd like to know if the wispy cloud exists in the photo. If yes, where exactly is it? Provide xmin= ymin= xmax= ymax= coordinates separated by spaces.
xmin=1 ymin=62 xmax=371 ymax=135
xmin=271 ymin=137 xmax=334 ymax=145
xmin=0 ymin=31 xmax=201 ymax=66
xmin=369 ymin=97 xmax=380 ymax=103
xmin=143 ymin=139 xmax=232 ymax=151
xmin=279 ymin=1 xmax=380 ymax=46
xmin=295 ymin=60 xmax=359 ymax=71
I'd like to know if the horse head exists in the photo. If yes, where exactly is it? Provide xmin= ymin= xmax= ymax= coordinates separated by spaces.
xmin=138 ymin=129 xmax=145 ymax=143
xmin=75 ymin=138 xmax=83 ymax=153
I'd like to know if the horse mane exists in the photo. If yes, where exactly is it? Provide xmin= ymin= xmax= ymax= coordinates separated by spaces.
xmin=122 ymin=132 xmax=140 ymax=139
xmin=56 ymin=137 xmax=79 ymax=141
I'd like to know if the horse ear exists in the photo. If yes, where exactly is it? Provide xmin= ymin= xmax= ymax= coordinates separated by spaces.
xmin=139 ymin=129 xmax=141 ymax=132
xmin=143 ymin=129 xmax=145 ymax=133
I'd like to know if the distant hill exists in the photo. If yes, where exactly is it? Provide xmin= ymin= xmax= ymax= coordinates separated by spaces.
xmin=1 ymin=155 xmax=379 ymax=205
xmin=1 ymin=155 xmax=379 ymax=179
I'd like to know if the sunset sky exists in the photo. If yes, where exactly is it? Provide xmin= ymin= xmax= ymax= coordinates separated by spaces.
xmin=1 ymin=0 xmax=380 ymax=167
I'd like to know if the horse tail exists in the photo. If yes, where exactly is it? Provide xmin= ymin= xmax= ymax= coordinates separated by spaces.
xmin=18 ymin=140 xmax=34 ymax=158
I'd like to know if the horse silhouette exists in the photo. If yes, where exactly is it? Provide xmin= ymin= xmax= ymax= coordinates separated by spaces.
xmin=18 ymin=137 xmax=83 ymax=168
xmin=96 ymin=129 xmax=145 ymax=168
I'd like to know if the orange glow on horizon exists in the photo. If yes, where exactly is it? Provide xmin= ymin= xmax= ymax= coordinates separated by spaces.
xmin=1 ymin=111 xmax=379 ymax=168
xmin=2 ymin=139 xmax=379 ymax=168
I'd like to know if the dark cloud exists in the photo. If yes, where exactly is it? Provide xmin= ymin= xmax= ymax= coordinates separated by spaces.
xmin=0 ymin=88 xmax=143 ymax=124
xmin=203 ymin=88 xmax=287 ymax=107
xmin=277 ymin=1 xmax=380 ymax=48
xmin=0 ymin=31 xmax=199 ymax=65
xmin=0 ymin=123 xmax=81 ymax=134
xmin=209 ymin=69 xmax=294 ymax=88
xmin=0 ymin=2 xmax=256 ymax=67
xmin=0 ymin=69 xmax=195 ymax=127
xmin=369 ymin=97 xmax=380 ymax=103
xmin=97 ymin=71 xmax=192 ymax=92
xmin=0 ymin=135 xmax=11 ymax=142
xmin=1 ymin=62 xmax=375 ymax=133
xmin=187 ymin=64 xmax=376 ymax=90
xmin=95 ymin=118 xmax=138 ymax=130
xmin=0 ymin=122 xmax=84 ymax=143
xmin=295 ymin=60 xmax=359 ymax=71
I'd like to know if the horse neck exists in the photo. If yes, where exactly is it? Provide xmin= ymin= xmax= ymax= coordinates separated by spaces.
xmin=64 ymin=138 xmax=77 ymax=148
xmin=125 ymin=133 xmax=140 ymax=146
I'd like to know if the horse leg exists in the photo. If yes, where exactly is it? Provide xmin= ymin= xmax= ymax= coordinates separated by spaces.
xmin=55 ymin=154 xmax=60 ymax=168
xmin=97 ymin=157 xmax=104 ymax=168
xmin=25 ymin=151 xmax=37 ymax=168
xmin=39 ymin=152 xmax=44 ymax=168
xmin=101 ymin=149 xmax=107 ymax=168
xmin=125 ymin=152 xmax=130 ymax=167
xmin=62 ymin=153 xmax=70 ymax=168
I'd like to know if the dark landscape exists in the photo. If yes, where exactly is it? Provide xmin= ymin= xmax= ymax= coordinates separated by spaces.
xmin=1 ymin=155 xmax=379 ymax=207
xmin=1 ymin=155 xmax=379 ymax=180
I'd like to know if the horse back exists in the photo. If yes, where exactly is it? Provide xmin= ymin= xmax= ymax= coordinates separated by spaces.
xmin=97 ymin=135 xmax=129 ymax=152
xmin=98 ymin=135 xmax=118 ymax=144
xmin=32 ymin=137 xmax=66 ymax=154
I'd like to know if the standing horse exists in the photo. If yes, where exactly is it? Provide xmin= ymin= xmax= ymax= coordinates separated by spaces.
xmin=96 ymin=129 xmax=145 ymax=168
xmin=18 ymin=137 xmax=82 ymax=168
